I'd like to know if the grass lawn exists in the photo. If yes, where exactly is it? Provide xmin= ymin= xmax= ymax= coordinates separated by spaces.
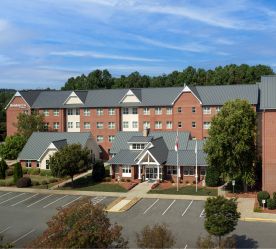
xmin=61 ymin=175 xmax=128 ymax=192
xmin=148 ymin=185 xmax=218 ymax=196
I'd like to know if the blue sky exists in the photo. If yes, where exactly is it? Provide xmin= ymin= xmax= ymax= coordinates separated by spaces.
xmin=1 ymin=0 xmax=276 ymax=89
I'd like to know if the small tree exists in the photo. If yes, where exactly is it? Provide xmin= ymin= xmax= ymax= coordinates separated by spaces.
xmin=204 ymin=196 xmax=240 ymax=247
xmin=27 ymin=198 xmax=128 ymax=248
xmin=92 ymin=161 xmax=105 ymax=182
xmin=205 ymin=166 xmax=221 ymax=187
xmin=13 ymin=162 xmax=23 ymax=184
xmin=136 ymin=223 xmax=175 ymax=249
xmin=0 ymin=159 xmax=8 ymax=179
xmin=50 ymin=144 xmax=90 ymax=186
xmin=0 ymin=135 xmax=27 ymax=160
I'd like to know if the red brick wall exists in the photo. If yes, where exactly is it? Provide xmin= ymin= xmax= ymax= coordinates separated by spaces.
xmin=262 ymin=111 xmax=276 ymax=194
xmin=20 ymin=160 xmax=38 ymax=168
xmin=6 ymin=96 xmax=31 ymax=136
xmin=39 ymin=109 xmax=65 ymax=132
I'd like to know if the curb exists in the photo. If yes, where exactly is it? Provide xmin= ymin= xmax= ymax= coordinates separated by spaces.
xmin=241 ymin=217 xmax=276 ymax=223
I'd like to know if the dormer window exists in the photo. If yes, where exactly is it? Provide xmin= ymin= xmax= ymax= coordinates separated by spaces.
xmin=131 ymin=144 xmax=146 ymax=150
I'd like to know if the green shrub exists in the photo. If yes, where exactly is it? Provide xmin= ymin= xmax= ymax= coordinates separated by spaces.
xmin=27 ymin=168 xmax=40 ymax=175
xmin=0 ymin=181 xmax=6 ymax=186
xmin=267 ymin=198 xmax=276 ymax=210
xmin=273 ymin=192 xmax=276 ymax=201
xmin=6 ymin=168 xmax=13 ymax=176
xmin=22 ymin=167 xmax=28 ymax=174
xmin=105 ymin=167 xmax=110 ymax=177
xmin=92 ymin=161 xmax=105 ymax=182
xmin=41 ymin=180 xmax=49 ymax=185
xmin=206 ymin=166 xmax=221 ymax=187
xmin=103 ymin=177 xmax=111 ymax=182
xmin=254 ymin=206 xmax=262 ymax=212
xmin=31 ymin=180 xmax=40 ymax=186
xmin=0 ymin=159 xmax=8 ymax=179
xmin=5 ymin=180 xmax=14 ymax=186
xmin=257 ymin=191 xmax=270 ymax=206
xmin=13 ymin=163 xmax=23 ymax=184
xmin=40 ymin=170 xmax=52 ymax=177
xmin=49 ymin=178 xmax=58 ymax=183
xmin=16 ymin=177 xmax=32 ymax=188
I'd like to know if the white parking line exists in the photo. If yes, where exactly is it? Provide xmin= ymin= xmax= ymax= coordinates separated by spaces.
xmin=43 ymin=195 xmax=68 ymax=208
xmin=184 ymin=244 xmax=188 ymax=249
xmin=27 ymin=194 xmax=53 ymax=207
xmin=182 ymin=200 xmax=193 ymax=216
xmin=91 ymin=196 xmax=106 ymax=205
xmin=0 ymin=226 xmax=12 ymax=234
xmin=0 ymin=192 xmax=12 ymax=198
xmin=11 ymin=229 xmax=35 ymax=244
xmin=143 ymin=199 xmax=159 ymax=214
xmin=62 ymin=196 xmax=82 ymax=208
xmin=200 ymin=209 xmax=205 ymax=218
xmin=11 ymin=194 xmax=39 ymax=207
xmin=0 ymin=193 xmax=25 ymax=205
xmin=162 ymin=200 xmax=176 ymax=216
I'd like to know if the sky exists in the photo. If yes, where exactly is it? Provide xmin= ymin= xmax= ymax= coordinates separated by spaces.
xmin=1 ymin=0 xmax=276 ymax=90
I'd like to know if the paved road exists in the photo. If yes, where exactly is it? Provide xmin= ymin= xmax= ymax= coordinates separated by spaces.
xmin=0 ymin=191 xmax=276 ymax=248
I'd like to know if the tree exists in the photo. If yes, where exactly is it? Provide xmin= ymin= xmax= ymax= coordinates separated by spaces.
xmin=0 ymin=159 xmax=8 ymax=179
xmin=136 ymin=223 xmax=175 ymax=249
xmin=92 ymin=161 xmax=105 ymax=182
xmin=204 ymin=196 xmax=240 ymax=247
xmin=49 ymin=144 xmax=90 ymax=185
xmin=205 ymin=165 xmax=221 ymax=187
xmin=0 ymin=135 xmax=27 ymax=159
xmin=13 ymin=162 xmax=23 ymax=184
xmin=17 ymin=112 xmax=45 ymax=138
xmin=203 ymin=99 xmax=256 ymax=189
xmin=28 ymin=198 xmax=128 ymax=248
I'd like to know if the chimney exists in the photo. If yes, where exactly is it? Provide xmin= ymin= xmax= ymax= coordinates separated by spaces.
xmin=143 ymin=128 xmax=150 ymax=137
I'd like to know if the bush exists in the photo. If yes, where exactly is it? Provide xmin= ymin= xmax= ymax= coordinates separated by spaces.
xmin=16 ymin=177 xmax=32 ymax=188
xmin=103 ymin=177 xmax=111 ymax=182
xmin=6 ymin=168 xmax=13 ymax=176
xmin=92 ymin=161 xmax=105 ymax=182
xmin=27 ymin=168 xmax=40 ymax=175
xmin=22 ymin=167 xmax=28 ymax=174
xmin=41 ymin=180 xmax=49 ymax=185
xmin=49 ymin=178 xmax=58 ymax=183
xmin=5 ymin=180 xmax=14 ymax=187
xmin=105 ymin=167 xmax=110 ymax=177
xmin=267 ymin=198 xmax=276 ymax=210
xmin=13 ymin=163 xmax=23 ymax=184
xmin=206 ymin=166 xmax=221 ymax=187
xmin=31 ymin=180 xmax=40 ymax=186
xmin=273 ymin=192 xmax=276 ymax=201
xmin=0 ymin=181 xmax=6 ymax=186
xmin=0 ymin=159 xmax=8 ymax=179
xmin=40 ymin=170 xmax=52 ymax=177
xmin=257 ymin=191 xmax=270 ymax=206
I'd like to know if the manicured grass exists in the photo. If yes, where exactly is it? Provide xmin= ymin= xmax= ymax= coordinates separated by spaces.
xmin=148 ymin=185 xmax=218 ymax=196
xmin=61 ymin=175 xmax=128 ymax=192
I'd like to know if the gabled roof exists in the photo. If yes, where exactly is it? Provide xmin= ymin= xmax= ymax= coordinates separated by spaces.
xmin=52 ymin=139 xmax=67 ymax=149
xmin=18 ymin=132 xmax=92 ymax=160
xmin=109 ymin=150 xmax=140 ymax=165
xmin=148 ymin=137 xmax=168 ymax=164
xmin=259 ymin=76 xmax=276 ymax=109
xmin=20 ymin=90 xmax=42 ymax=106
xmin=166 ymin=150 xmax=207 ymax=166
xmin=128 ymin=136 xmax=153 ymax=143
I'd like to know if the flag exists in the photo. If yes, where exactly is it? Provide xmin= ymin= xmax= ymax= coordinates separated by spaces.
xmin=195 ymin=139 xmax=198 ymax=154
xmin=175 ymin=132 xmax=179 ymax=152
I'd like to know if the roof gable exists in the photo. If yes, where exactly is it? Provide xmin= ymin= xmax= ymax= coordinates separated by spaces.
xmin=120 ymin=89 xmax=141 ymax=103
xmin=172 ymin=85 xmax=202 ymax=105
xmin=64 ymin=91 xmax=84 ymax=105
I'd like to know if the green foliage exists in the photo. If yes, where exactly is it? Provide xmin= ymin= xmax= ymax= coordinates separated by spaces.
xmin=49 ymin=144 xmax=90 ymax=185
xmin=205 ymin=166 xmax=221 ymax=187
xmin=197 ymin=234 xmax=236 ymax=249
xmin=0 ymin=135 xmax=27 ymax=159
xmin=273 ymin=192 xmax=276 ymax=201
xmin=39 ymin=169 xmax=52 ymax=177
xmin=204 ymin=196 xmax=240 ymax=245
xmin=27 ymin=168 xmax=40 ymax=175
xmin=17 ymin=112 xmax=45 ymax=138
xmin=13 ymin=162 xmax=23 ymax=184
xmin=267 ymin=198 xmax=276 ymax=210
xmin=136 ymin=223 xmax=175 ymax=249
xmin=28 ymin=198 xmax=128 ymax=248
xmin=257 ymin=191 xmax=270 ymax=206
xmin=204 ymin=99 xmax=257 ymax=188
xmin=16 ymin=176 xmax=32 ymax=188
xmin=92 ymin=161 xmax=105 ymax=182
xmin=0 ymin=159 xmax=8 ymax=179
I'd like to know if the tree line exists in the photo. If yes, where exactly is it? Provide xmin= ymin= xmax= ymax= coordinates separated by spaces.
xmin=61 ymin=64 xmax=274 ymax=90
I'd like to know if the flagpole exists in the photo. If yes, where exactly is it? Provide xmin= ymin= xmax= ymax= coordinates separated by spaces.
xmin=176 ymin=129 xmax=179 ymax=192
xmin=195 ymin=139 xmax=198 ymax=193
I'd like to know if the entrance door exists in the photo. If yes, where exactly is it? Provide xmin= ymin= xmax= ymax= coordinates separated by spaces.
xmin=145 ymin=167 xmax=158 ymax=180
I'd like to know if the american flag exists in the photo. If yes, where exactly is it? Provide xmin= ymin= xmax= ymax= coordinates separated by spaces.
xmin=175 ymin=131 xmax=179 ymax=152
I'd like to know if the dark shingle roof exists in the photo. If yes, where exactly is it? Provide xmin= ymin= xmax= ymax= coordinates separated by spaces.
xmin=128 ymin=136 xmax=153 ymax=143
xmin=52 ymin=139 xmax=67 ymax=149
xmin=166 ymin=150 xmax=207 ymax=166
xmin=148 ymin=137 xmax=168 ymax=164
xmin=108 ymin=150 xmax=140 ymax=165
xmin=259 ymin=76 xmax=276 ymax=109
xmin=20 ymin=90 xmax=42 ymax=106
xmin=32 ymin=91 xmax=72 ymax=108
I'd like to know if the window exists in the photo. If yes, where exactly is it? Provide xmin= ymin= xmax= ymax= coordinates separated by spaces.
xmin=76 ymin=122 xmax=80 ymax=128
xmin=75 ymin=108 xmax=80 ymax=115
xmin=166 ymin=107 xmax=172 ymax=115
xmin=23 ymin=110 xmax=29 ymax=114
xmin=155 ymin=121 xmax=162 ymax=129
xmin=143 ymin=107 xmax=150 ymax=115
xmin=177 ymin=107 xmax=182 ymax=113
xmin=43 ymin=109 xmax=49 ymax=116
xmin=83 ymin=108 xmax=90 ymax=116
xmin=122 ymin=108 xmax=129 ymax=114
xmin=143 ymin=121 xmax=150 ymax=129
xmin=203 ymin=106 xmax=211 ymax=114
xmin=84 ymin=122 xmax=90 ymax=129
xmin=97 ymin=108 xmax=103 ymax=115
xmin=184 ymin=167 xmax=194 ymax=176
xmin=26 ymin=160 xmax=32 ymax=168
xmin=97 ymin=135 xmax=104 ymax=143
xmin=67 ymin=122 xmax=73 ymax=129
xmin=123 ymin=121 xmax=129 ymax=129
xmin=97 ymin=122 xmax=104 ymax=129
xmin=203 ymin=122 xmax=211 ymax=129
xmin=46 ymin=160 xmax=50 ymax=170
xmin=44 ymin=123 xmax=49 ymax=130
xmin=132 ymin=107 xmax=138 ymax=114
xmin=122 ymin=165 xmax=131 ymax=177
xmin=178 ymin=122 xmax=182 ymax=128
xmin=192 ymin=107 xmax=196 ymax=113
xmin=166 ymin=121 xmax=172 ymax=129
xmin=108 ymin=122 xmax=115 ymax=129
xmin=53 ymin=122 xmax=59 ymax=129
xmin=53 ymin=109 xmax=59 ymax=116
xmin=67 ymin=109 xmax=73 ymax=115
xmin=108 ymin=108 xmax=115 ymax=115
xmin=155 ymin=107 xmax=162 ymax=115
xmin=132 ymin=144 xmax=145 ymax=150
xmin=132 ymin=121 xmax=138 ymax=128
xmin=166 ymin=166 xmax=177 ymax=175
xmin=36 ymin=161 xmax=40 ymax=168
xmin=108 ymin=135 xmax=115 ymax=142
xmin=200 ymin=168 xmax=206 ymax=176
xmin=216 ymin=106 xmax=221 ymax=113
xmin=192 ymin=121 xmax=196 ymax=128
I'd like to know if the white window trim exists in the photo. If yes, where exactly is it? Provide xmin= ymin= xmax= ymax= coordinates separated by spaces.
xmin=122 ymin=165 xmax=132 ymax=177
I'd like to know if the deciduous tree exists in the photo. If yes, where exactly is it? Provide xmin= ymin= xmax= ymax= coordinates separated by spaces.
xmin=0 ymin=135 xmax=27 ymax=159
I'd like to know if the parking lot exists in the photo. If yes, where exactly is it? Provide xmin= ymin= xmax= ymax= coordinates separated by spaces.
xmin=1 ymin=190 xmax=276 ymax=248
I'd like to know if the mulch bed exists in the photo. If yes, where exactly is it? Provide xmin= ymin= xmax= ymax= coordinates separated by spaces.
xmin=226 ymin=192 xmax=257 ymax=198
xmin=109 ymin=179 xmax=139 ymax=190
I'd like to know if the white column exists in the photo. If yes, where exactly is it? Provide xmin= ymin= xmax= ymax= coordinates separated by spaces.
xmin=157 ymin=165 xmax=160 ymax=180
xmin=110 ymin=165 xmax=113 ymax=176
xmin=138 ymin=164 xmax=141 ymax=179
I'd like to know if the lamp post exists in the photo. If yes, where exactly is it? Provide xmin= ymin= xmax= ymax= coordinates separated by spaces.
xmin=232 ymin=180 xmax=235 ymax=194
xmin=262 ymin=199 xmax=266 ymax=210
